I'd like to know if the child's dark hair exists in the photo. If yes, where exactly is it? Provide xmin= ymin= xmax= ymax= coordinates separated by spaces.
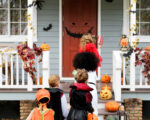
xmin=75 ymin=69 xmax=88 ymax=83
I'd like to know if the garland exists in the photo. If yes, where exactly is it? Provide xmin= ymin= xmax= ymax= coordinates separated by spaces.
xmin=17 ymin=42 xmax=43 ymax=80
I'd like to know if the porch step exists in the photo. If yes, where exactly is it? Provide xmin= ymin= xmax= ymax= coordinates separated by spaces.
xmin=60 ymin=81 xmax=112 ymax=93
xmin=98 ymin=108 xmax=118 ymax=115
xmin=122 ymin=88 xmax=150 ymax=93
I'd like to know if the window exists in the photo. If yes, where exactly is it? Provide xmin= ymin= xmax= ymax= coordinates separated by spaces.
xmin=0 ymin=0 xmax=37 ymax=42
xmin=0 ymin=0 xmax=27 ymax=35
xmin=136 ymin=0 xmax=150 ymax=35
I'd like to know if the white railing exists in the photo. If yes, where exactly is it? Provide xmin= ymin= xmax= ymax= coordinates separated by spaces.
xmin=113 ymin=51 xmax=150 ymax=100
xmin=0 ymin=50 xmax=50 ymax=91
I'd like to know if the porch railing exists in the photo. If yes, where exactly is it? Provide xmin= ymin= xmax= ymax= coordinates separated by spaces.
xmin=0 ymin=49 xmax=50 ymax=91
xmin=113 ymin=51 xmax=150 ymax=101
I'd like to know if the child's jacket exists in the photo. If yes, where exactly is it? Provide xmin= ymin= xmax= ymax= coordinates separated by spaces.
xmin=31 ymin=108 xmax=54 ymax=120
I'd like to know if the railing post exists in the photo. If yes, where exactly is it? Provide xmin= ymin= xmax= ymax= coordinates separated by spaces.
xmin=42 ymin=50 xmax=50 ymax=88
xmin=130 ymin=52 xmax=135 ymax=91
xmin=113 ymin=51 xmax=122 ymax=101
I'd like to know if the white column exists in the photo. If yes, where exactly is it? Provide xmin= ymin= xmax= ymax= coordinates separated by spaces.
xmin=27 ymin=0 xmax=34 ymax=91
xmin=27 ymin=0 xmax=34 ymax=48
xmin=123 ymin=0 xmax=129 ymax=36
xmin=129 ymin=0 xmax=136 ymax=91
xmin=42 ymin=51 xmax=50 ymax=88
xmin=130 ymin=0 xmax=136 ymax=46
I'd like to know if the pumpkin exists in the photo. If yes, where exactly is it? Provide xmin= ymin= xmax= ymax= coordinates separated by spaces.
xmin=40 ymin=43 xmax=50 ymax=51
xmin=35 ymin=77 xmax=43 ymax=85
xmin=120 ymin=35 xmax=128 ymax=47
xmin=100 ymin=88 xmax=112 ymax=100
xmin=145 ymin=46 xmax=150 ymax=51
xmin=121 ymin=77 xmax=123 ymax=85
xmin=105 ymin=101 xmax=120 ymax=112
xmin=101 ymin=85 xmax=111 ymax=90
xmin=101 ymin=74 xmax=111 ymax=83
xmin=88 ymin=113 xmax=98 ymax=120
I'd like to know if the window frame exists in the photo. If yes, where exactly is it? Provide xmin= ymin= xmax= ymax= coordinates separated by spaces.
xmin=123 ymin=0 xmax=150 ymax=42
xmin=0 ymin=0 xmax=37 ymax=42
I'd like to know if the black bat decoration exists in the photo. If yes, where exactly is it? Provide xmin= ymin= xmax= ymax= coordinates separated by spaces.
xmin=43 ymin=24 xmax=52 ymax=31
xmin=123 ymin=47 xmax=134 ymax=57
xmin=28 ymin=0 xmax=45 ymax=10
xmin=65 ymin=27 xmax=94 ymax=38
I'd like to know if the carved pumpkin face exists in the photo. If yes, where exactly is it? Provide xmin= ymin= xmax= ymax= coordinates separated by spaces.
xmin=100 ymin=88 xmax=112 ymax=100
xmin=105 ymin=101 xmax=120 ymax=112
xmin=40 ymin=43 xmax=50 ymax=51
xmin=88 ymin=114 xmax=98 ymax=120
xmin=120 ymin=38 xmax=128 ymax=47
xmin=101 ymin=74 xmax=111 ymax=83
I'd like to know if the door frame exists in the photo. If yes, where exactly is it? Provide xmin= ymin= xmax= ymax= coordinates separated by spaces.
xmin=59 ymin=0 xmax=101 ymax=80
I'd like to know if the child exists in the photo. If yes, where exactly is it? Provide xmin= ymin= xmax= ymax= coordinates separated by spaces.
xmin=67 ymin=69 xmax=94 ymax=120
xmin=79 ymin=33 xmax=102 ymax=67
xmin=79 ymin=33 xmax=102 ymax=115
xmin=46 ymin=75 xmax=68 ymax=120
xmin=26 ymin=88 xmax=54 ymax=120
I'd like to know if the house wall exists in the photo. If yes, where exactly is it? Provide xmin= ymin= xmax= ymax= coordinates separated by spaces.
xmin=101 ymin=0 xmax=123 ymax=75
xmin=37 ymin=0 xmax=59 ymax=75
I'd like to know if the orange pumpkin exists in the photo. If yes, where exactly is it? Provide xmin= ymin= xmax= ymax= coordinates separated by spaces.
xmin=101 ymin=85 xmax=111 ymax=90
xmin=120 ymin=37 xmax=128 ymax=47
xmin=35 ymin=77 xmax=43 ymax=85
xmin=105 ymin=101 xmax=120 ymax=112
xmin=40 ymin=43 xmax=50 ymax=51
xmin=101 ymin=74 xmax=111 ymax=83
xmin=145 ymin=46 xmax=150 ymax=51
xmin=121 ymin=77 xmax=123 ymax=85
xmin=88 ymin=114 xmax=98 ymax=120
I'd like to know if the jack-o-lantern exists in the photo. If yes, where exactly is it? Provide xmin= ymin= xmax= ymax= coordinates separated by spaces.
xmin=40 ymin=43 xmax=50 ymax=51
xmin=120 ymin=35 xmax=128 ymax=47
xmin=88 ymin=113 xmax=98 ymax=120
xmin=105 ymin=101 xmax=120 ymax=112
xmin=101 ymin=74 xmax=111 ymax=83
xmin=101 ymin=85 xmax=111 ymax=90
xmin=100 ymin=88 xmax=112 ymax=100
xmin=145 ymin=46 xmax=150 ymax=51
xmin=35 ymin=77 xmax=43 ymax=85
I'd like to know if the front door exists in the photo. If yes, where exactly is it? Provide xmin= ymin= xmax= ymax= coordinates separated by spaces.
xmin=62 ymin=0 xmax=98 ymax=77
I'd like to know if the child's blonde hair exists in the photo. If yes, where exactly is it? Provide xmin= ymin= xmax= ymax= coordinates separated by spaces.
xmin=48 ymin=75 xmax=60 ymax=87
xmin=80 ymin=33 xmax=93 ymax=50
xmin=75 ymin=69 xmax=88 ymax=83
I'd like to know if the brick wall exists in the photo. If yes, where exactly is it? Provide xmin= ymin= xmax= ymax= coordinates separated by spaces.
xmin=124 ymin=98 xmax=142 ymax=120
xmin=20 ymin=100 xmax=35 ymax=120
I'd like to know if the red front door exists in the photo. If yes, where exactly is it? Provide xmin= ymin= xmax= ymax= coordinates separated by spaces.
xmin=62 ymin=0 xmax=98 ymax=77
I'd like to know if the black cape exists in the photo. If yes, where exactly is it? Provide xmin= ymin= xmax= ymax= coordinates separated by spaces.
xmin=67 ymin=83 xmax=94 ymax=120
xmin=46 ymin=88 xmax=64 ymax=120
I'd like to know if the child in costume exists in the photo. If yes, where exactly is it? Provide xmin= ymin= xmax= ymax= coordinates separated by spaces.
xmin=67 ymin=69 xmax=94 ymax=120
xmin=46 ymin=75 xmax=68 ymax=120
xmin=73 ymin=33 xmax=102 ymax=115
xmin=26 ymin=88 xmax=54 ymax=120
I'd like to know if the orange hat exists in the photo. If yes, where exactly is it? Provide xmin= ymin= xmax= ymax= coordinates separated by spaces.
xmin=36 ymin=88 xmax=50 ymax=102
